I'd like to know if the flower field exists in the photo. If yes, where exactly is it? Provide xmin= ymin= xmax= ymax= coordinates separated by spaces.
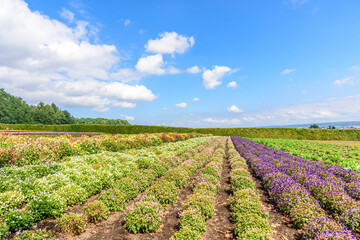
xmin=0 ymin=132 xmax=205 ymax=167
xmin=1 ymin=132 xmax=360 ymax=240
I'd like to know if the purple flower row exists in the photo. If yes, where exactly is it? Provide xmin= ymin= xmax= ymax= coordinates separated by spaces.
xmin=231 ymin=137 xmax=358 ymax=240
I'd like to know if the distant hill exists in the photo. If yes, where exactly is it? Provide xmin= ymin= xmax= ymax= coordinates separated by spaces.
xmin=0 ymin=88 xmax=129 ymax=125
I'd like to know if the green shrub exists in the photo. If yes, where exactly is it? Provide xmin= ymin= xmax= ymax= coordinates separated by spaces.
xmin=192 ymin=174 xmax=220 ymax=189
xmin=135 ymin=157 xmax=151 ymax=169
xmin=149 ymin=161 xmax=169 ymax=178
xmin=193 ymin=180 xmax=219 ymax=194
xmin=238 ymin=228 xmax=273 ymax=240
xmin=170 ymin=226 xmax=202 ymax=240
xmin=27 ymin=193 xmax=66 ymax=221
xmin=56 ymin=213 xmax=87 ymax=235
xmin=13 ymin=229 xmax=57 ymax=240
xmin=202 ymin=164 xmax=221 ymax=180
xmin=182 ymin=189 xmax=215 ymax=220
xmin=56 ymin=184 xmax=88 ymax=206
xmin=113 ymin=177 xmax=140 ymax=201
xmin=147 ymin=180 xmax=178 ymax=205
xmin=98 ymin=188 xmax=127 ymax=212
xmin=0 ymin=191 xmax=25 ymax=215
xmin=126 ymin=170 xmax=156 ymax=192
xmin=231 ymin=175 xmax=256 ymax=192
xmin=234 ymin=214 xmax=272 ymax=238
xmin=83 ymin=200 xmax=109 ymax=223
xmin=164 ymin=168 xmax=191 ymax=188
xmin=0 ymin=221 xmax=9 ymax=240
xmin=123 ymin=199 xmax=164 ymax=234
xmin=4 ymin=210 xmax=34 ymax=232
xmin=179 ymin=208 xmax=206 ymax=233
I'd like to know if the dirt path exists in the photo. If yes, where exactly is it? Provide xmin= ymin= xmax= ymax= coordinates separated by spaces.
xmin=201 ymin=143 xmax=234 ymax=240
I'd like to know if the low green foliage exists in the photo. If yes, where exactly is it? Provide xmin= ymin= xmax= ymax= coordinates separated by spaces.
xmin=179 ymin=208 xmax=206 ymax=233
xmin=98 ymin=188 xmax=127 ymax=212
xmin=234 ymin=214 xmax=272 ymax=238
xmin=12 ymin=229 xmax=57 ymax=240
xmin=164 ymin=167 xmax=191 ymax=188
xmin=4 ymin=210 xmax=34 ymax=232
xmin=126 ymin=169 xmax=156 ymax=192
xmin=56 ymin=213 xmax=87 ymax=235
xmin=0 ymin=221 xmax=9 ymax=240
xmin=170 ymin=226 xmax=202 ymax=240
xmin=56 ymin=184 xmax=88 ymax=206
xmin=123 ymin=199 xmax=164 ymax=234
xmin=182 ymin=189 xmax=215 ymax=220
xmin=147 ymin=180 xmax=178 ymax=205
xmin=0 ymin=191 xmax=25 ymax=215
xmin=83 ymin=200 xmax=109 ymax=223
xmin=27 ymin=193 xmax=66 ymax=221
xmin=113 ymin=177 xmax=140 ymax=201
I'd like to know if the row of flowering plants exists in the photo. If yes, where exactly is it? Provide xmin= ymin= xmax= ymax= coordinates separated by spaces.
xmin=0 ymin=137 xmax=213 ymax=239
xmin=122 ymin=138 xmax=222 ymax=234
xmin=227 ymin=141 xmax=273 ymax=240
xmin=231 ymin=137 xmax=358 ymax=239
xmin=0 ymin=132 xmax=208 ymax=167
xmin=170 ymin=137 xmax=227 ymax=239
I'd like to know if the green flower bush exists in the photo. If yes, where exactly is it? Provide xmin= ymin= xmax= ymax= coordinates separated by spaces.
xmin=193 ymin=180 xmax=219 ymax=194
xmin=231 ymin=175 xmax=256 ymax=192
xmin=56 ymin=213 xmax=87 ymax=235
xmin=113 ymin=177 xmax=139 ymax=201
xmin=13 ymin=229 xmax=57 ymax=240
xmin=56 ymin=184 xmax=88 ymax=206
xmin=98 ymin=188 xmax=127 ymax=212
xmin=179 ymin=208 xmax=206 ymax=233
xmin=28 ymin=193 xmax=66 ymax=221
xmin=4 ymin=210 xmax=34 ymax=232
xmin=123 ymin=198 xmax=164 ymax=234
xmin=164 ymin=167 xmax=191 ymax=188
xmin=149 ymin=161 xmax=169 ymax=177
xmin=234 ymin=214 xmax=272 ymax=238
xmin=126 ymin=169 xmax=156 ymax=192
xmin=0 ymin=221 xmax=9 ymax=240
xmin=0 ymin=191 xmax=25 ymax=215
xmin=182 ymin=189 xmax=215 ymax=220
xmin=147 ymin=179 xmax=178 ymax=205
xmin=170 ymin=226 xmax=202 ymax=240
xmin=230 ymin=189 xmax=268 ymax=221
xmin=83 ymin=200 xmax=109 ymax=223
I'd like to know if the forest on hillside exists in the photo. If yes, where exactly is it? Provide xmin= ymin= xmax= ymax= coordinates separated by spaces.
xmin=0 ymin=89 xmax=129 ymax=125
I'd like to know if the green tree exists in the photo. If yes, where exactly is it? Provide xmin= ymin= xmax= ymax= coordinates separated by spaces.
xmin=309 ymin=124 xmax=320 ymax=129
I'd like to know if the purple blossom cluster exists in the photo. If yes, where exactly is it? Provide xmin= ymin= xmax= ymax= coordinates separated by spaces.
xmin=231 ymin=137 xmax=358 ymax=240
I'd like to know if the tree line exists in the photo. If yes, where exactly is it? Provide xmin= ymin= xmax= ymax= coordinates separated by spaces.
xmin=0 ymin=89 xmax=129 ymax=125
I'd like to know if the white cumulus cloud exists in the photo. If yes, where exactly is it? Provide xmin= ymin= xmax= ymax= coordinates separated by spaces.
xmin=145 ymin=32 xmax=194 ymax=56
xmin=202 ymin=66 xmax=231 ymax=89
xmin=120 ymin=114 xmax=134 ymax=121
xmin=175 ymin=102 xmax=187 ymax=108
xmin=135 ymin=54 xmax=165 ymax=75
xmin=0 ymin=0 xmax=157 ymax=111
xmin=187 ymin=66 xmax=201 ymax=74
xmin=227 ymin=105 xmax=243 ymax=113
xmin=193 ymin=97 xmax=200 ymax=101
xmin=227 ymin=81 xmax=238 ymax=88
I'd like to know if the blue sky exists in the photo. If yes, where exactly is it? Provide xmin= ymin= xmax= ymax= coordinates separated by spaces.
xmin=1 ymin=0 xmax=360 ymax=127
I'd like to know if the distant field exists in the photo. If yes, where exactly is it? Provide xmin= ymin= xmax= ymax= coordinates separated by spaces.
xmin=307 ymin=140 xmax=360 ymax=146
